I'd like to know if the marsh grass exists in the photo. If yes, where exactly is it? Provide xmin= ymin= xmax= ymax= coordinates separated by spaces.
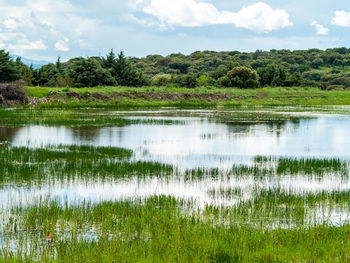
xmin=1 ymin=196 xmax=350 ymax=262
xmin=0 ymin=145 xmax=348 ymax=186
xmin=1 ymin=143 xmax=350 ymax=262
xmin=0 ymin=108 xmax=187 ymax=127
xmin=0 ymin=145 xmax=173 ymax=186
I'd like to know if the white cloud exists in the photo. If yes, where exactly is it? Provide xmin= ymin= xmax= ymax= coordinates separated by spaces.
xmin=55 ymin=38 xmax=69 ymax=51
xmin=311 ymin=21 xmax=329 ymax=35
xmin=8 ymin=39 xmax=47 ymax=51
xmin=132 ymin=0 xmax=293 ymax=32
xmin=4 ymin=18 xmax=19 ymax=29
xmin=332 ymin=11 xmax=350 ymax=27
xmin=0 ymin=0 xmax=100 ymax=57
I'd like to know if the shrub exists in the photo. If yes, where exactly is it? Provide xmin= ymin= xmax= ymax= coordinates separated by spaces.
xmin=327 ymin=85 xmax=346 ymax=90
xmin=221 ymin=67 xmax=260 ymax=89
xmin=151 ymin=74 xmax=173 ymax=86
xmin=302 ymin=70 xmax=326 ymax=82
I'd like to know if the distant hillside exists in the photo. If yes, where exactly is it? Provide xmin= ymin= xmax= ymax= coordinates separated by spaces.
xmin=11 ymin=55 xmax=49 ymax=69
xmin=3 ymin=48 xmax=350 ymax=90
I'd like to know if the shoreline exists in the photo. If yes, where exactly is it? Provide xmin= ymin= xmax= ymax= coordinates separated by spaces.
xmin=20 ymin=86 xmax=350 ymax=108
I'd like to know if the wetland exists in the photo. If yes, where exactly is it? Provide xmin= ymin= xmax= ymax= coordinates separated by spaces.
xmin=0 ymin=106 xmax=350 ymax=262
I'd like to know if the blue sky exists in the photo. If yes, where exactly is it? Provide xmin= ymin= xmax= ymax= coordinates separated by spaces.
xmin=0 ymin=0 xmax=350 ymax=61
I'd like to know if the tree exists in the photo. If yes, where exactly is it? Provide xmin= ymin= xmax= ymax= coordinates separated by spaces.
xmin=196 ymin=74 xmax=209 ymax=86
xmin=33 ymin=63 xmax=59 ymax=86
xmin=103 ymin=50 xmax=146 ymax=87
xmin=0 ymin=50 xmax=21 ymax=82
xmin=69 ymin=57 xmax=117 ymax=87
xmin=168 ymin=60 xmax=190 ymax=74
xmin=56 ymin=56 xmax=63 ymax=74
xmin=180 ymin=74 xmax=197 ymax=89
xmin=220 ymin=67 xmax=260 ymax=89
xmin=311 ymin=58 xmax=324 ymax=69
xmin=257 ymin=64 xmax=287 ymax=87
xmin=285 ymin=72 xmax=302 ymax=86
xmin=22 ymin=65 xmax=34 ymax=86
xmin=103 ymin=49 xmax=116 ymax=69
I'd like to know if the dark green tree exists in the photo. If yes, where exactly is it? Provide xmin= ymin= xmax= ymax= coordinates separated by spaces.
xmin=179 ymin=74 xmax=197 ymax=88
xmin=69 ymin=57 xmax=117 ymax=87
xmin=257 ymin=64 xmax=287 ymax=86
xmin=106 ymin=51 xmax=146 ymax=87
xmin=0 ymin=50 xmax=21 ymax=82
xmin=33 ymin=63 xmax=59 ymax=86
xmin=311 ymin=58 xmax=324 ymax=69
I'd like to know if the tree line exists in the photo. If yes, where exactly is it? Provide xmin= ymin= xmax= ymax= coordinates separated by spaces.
xmin=1 ymin=47 xmax=350 ymax=89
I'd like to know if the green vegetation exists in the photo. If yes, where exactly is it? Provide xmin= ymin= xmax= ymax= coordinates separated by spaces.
xmin=0 ymin=145 xmax=174 ymax=185
xmin=3 ymin=48 xmax=350 ymax=90
xmin=0 ymin=108 xmax=350 ymax=261
xmin=1 ymin=196 xmax=350 ymax=262
xmin=2 ymin=47 xmax=350 ymax=107
xmin=0 ymin=108 xmax=187 ymax=126
xmin=220 ymin=66 xmax=260 ymax=88
xmin=21 ymin=86 xmax=350 ymax=108
xmin=0 ymin=143 xmax=348 ymax=185
xmin=0 ymin=141 xmax=349 ymax=261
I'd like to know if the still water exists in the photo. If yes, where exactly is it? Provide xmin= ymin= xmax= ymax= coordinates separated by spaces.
xmin=3 ymin=110 xmax=350 ymax=167
xmin=0 ymin=108 xmax=350 ymax=219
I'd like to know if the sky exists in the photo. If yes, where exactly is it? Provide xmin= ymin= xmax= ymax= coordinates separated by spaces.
xmin=0 ymin=0 xmax=350 ymax=61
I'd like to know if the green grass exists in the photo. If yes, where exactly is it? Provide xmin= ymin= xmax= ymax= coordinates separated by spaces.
xmin=0 ymin=145 xmax=348 ymax=186
xmin=0 ymin=107 xmax=318 ymax=128
xmin=1 ymin=197 xmax=349 ymax=262
xmin=0 ymin=145 xmax=174 ymax=185
xmin=0 ymin=108 xmax=187 ymax=127
xmin=1 ymin=140 xmax=350 ymax=261
xmin=21 ymin=86 xmax=350 ymax=108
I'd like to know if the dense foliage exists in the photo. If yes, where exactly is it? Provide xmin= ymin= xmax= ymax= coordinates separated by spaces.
xmin=220 ymin=67 xmax=260 ymax=88
xmin=0 ymin=50 xmax=23 ymax=82
xmin=2 ymin=47 xmax=350 ymax=89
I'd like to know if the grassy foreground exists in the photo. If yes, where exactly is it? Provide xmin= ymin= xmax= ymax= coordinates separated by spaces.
xmin=1 ymin=197 xmax=350 ymax=263
xmin=0 ymin=145 xmax=350 ymax=262
xmin=22 ymin=86 xmax=350 ymax=108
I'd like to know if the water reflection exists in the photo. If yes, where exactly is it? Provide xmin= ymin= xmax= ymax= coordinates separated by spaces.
xmin=1 ymin=109 xmax=350 ymax=225
xmin=0 ymin=127 xmax=19 ymax=143
xmin=6 ymin=114 xmax=350 ymax=168
xmin=71 ymin=126 xmax=102 ymax=142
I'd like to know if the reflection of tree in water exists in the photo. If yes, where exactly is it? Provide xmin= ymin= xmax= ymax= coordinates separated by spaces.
xmin=225 ymin=118 xmax=303 ymax=139
xmin=71 ymin=127 xmax=102 ymax=143
xmin=0 ymin=127 xmax=20 ymax=142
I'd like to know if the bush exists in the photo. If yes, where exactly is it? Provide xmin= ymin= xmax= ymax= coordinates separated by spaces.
xmin=221 ymin=67 xmax=260 ymax=89
xmin=302 ymin=70 xmax=326 ymax=82
xmin=196 ymin=75 xmax=209 ymax=87
xmin=327 ymin=85 xmax=346 ymax=90
xmin=151 ymin=74 xmax=173 ymax=86
xmin=57 ymin=75 xmax=74 ymax=87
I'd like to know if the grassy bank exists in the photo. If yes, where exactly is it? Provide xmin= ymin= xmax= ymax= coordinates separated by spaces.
xmin=22 ymin=86 xmax=350 ymax=108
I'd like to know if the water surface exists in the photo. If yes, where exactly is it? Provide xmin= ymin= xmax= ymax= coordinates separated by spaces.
xmin=1 ymin=107 xmax=350 ymax=224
